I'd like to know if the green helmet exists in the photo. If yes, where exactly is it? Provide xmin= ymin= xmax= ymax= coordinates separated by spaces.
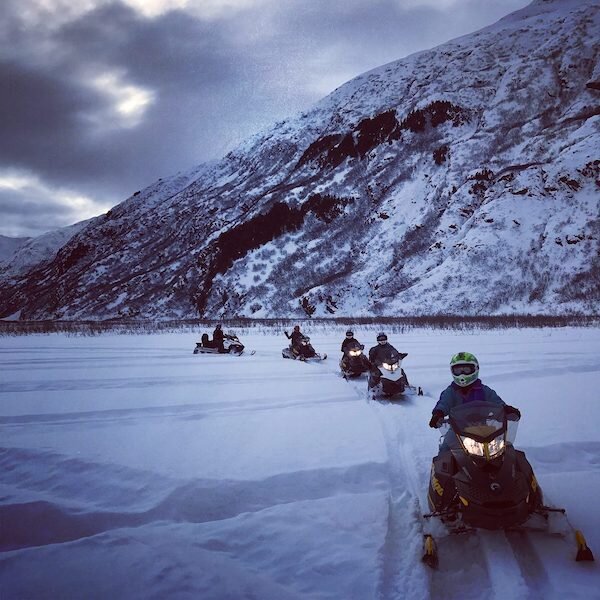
xmin=450 ymin=352 xmax=479 ymax=387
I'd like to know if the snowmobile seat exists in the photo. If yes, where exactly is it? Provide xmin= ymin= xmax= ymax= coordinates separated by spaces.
xmin=201 ymin=333 xmax=214 ymax=348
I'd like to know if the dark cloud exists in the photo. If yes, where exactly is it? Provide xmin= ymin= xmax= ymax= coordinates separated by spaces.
xmin=0 ymin=183 xmax=91 ymax=237
xmin=0 ymin=0 xmax=530 ymax=236
xmin=58 ymin=3 xmax=236 ymax=89
xmin=1 ymin=60 xmax=106 ymax=166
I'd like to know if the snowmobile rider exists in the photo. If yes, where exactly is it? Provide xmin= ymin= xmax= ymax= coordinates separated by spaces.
xmin=285 ymin=325 xmax=306 ymax=357
xmin=213 ymin=324 xmax=225 ymax=353
xmin=340 ymin=330 xmax=366 ymax=372
xmin=341 ymin=330 xmax=360 ymax=353
xmin=429 ymin=352 xmax=521 ymax=451
xmin=368 ymin=332 xmax=409 ymax=387
xmin=368 ymin=332 xmax=407 ymax=365
xmin=213 ymin=324 xmax=237 ymax=353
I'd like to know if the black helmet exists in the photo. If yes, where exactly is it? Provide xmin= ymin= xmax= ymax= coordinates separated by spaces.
xmin=377 ymin=332 xmax=387 ymax=344
xmin=215 ymin=324 xmax=222 ymax=330
xmin=346 ymin=330 xmax=353 ymax=337
xmin=293 ymin=325 xmax=300 ymax=331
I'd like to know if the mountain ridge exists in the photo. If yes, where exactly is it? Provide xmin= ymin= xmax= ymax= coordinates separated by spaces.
xmin=1 ymin=0 xmax=598 ymax=320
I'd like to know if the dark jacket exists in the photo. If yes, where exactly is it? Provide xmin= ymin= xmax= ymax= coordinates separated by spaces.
xmin=433 ymin=380 xmax=504 ymax=415
xmin=213 ymin=327 xmax=225 ymax=350
xmin=286 ymin=330 xmax=304 ymax=347
xmin=368 ymin=342 xmax=400 ymax=365
xmin=341 ymin=337 xmax=360 ymax=353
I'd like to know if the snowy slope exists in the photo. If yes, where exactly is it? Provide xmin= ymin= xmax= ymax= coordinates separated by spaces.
xmin=0 ymin=326 xmax=598 ymax=598
xmin=0 ymin=220 xmax=94 ymax=280
xmin=0 ymin=0 xmax=598 ymax=320
xmin=0 ymin=236 xmax=30 ymax=264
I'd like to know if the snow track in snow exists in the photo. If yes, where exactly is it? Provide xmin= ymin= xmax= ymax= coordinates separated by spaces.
xmin=505 ymin=530 xmax=554 ymax=599
xmin=479 ymin=531 xmax=530 ymax=599
xmin=340 ymin=373 xmax=430 ymax=600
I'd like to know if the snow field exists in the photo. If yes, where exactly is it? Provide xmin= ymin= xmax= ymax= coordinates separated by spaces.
xmin=0 ymin=326 xmax=599 ymax=599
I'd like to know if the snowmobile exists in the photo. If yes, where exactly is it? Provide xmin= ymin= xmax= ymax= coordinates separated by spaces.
xmin=193 ymin=332 xmax=246 ymax=355
xmin=367 ymin=349 xmax=409 ymax=398
xmin=422 ymin=401 xmax=594 ymax=567
xmin=282 ymin=335 xmax=326 ymax=361
xmin=340 ymin=341 xmax=370 ymax=378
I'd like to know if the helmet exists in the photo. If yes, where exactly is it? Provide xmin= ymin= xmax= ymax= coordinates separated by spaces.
xmin=215 ymin=324 xmax=222 ymax=330
xmin=376 ymin=332 xmax=387 ymax=345
xmin=450 ymin=352 xmax=479 ymax=387
xmin=293 ymin=325 xmax=300 ymax=332
xmin=346 ymin=330 xmax=354 ymax=338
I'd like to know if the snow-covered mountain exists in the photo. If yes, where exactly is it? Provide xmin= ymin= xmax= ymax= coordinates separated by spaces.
xmin=1 ymin=0 xmax=598 ymax=320
xmin=0 ymin=221 xmax=92 ymax=280
xmin=0 ymin=235 xmax=31 ymax=264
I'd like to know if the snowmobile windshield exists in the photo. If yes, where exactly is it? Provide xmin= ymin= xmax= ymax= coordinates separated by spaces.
xmin=346 ymin=341 xmax=363 ymax=354
xmin=378 ymin=347 xmax=401 ymax=371
xmin=376 ymin=347 xmax=400 ymax=363
xmin=449 ymin=402 xmax=506 ymax=442
xmin=449 ymin=402 xmax=507 ymax=461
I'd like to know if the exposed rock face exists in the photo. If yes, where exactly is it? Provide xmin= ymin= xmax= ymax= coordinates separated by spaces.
xmin=1 ymin=0 xmax=598 ymax=319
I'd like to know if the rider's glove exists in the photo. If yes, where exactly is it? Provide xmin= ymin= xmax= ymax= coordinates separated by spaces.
xmin=429 ymin=410 xmax=444 ymax=428
xmin=505 ymin=405 xmax=521 ymax=421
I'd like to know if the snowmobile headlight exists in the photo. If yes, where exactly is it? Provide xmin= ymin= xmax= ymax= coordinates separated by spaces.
xmin=487 ymin=435 xmax=505 ymax=458
xmin=349 ymin=349 xmax=362 ymax=357
xmin=460 ymin=436 xmax=486 ymax=457
xmin=460 ymin=435 xmax=505 ymax=459
xmin=382 ymin=361 xmax=399 ymax=372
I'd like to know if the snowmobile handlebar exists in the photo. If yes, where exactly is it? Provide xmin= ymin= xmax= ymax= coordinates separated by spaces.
xmin=432 ymin=404 xmax=521 ymax=430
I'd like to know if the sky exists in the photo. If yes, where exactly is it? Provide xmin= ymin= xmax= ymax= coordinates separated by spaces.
xmin=1 ymin=0 xmax=531 ymax=238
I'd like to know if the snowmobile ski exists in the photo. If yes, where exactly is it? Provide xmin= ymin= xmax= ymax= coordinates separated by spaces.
xmin=406 ymin=385 xmax=424 ymax=396
xmin=421 ymin=534 xmax=438 ymax=569
xmin=575 ymin=530 xmax=595 ymax=562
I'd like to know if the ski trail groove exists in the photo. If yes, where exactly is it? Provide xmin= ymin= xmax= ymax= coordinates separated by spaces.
xmin=373 ymin=408 xmax=429 ymax=600
xmin=350 ymin=375 xmax=496 ymax=599
xmin=505 ymin=530 xmax=554 ymax=600
xmin=339 ymin=372 xmax=430 ymax=600
xmin=478 ymin=531 xmax=530 ymax=599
